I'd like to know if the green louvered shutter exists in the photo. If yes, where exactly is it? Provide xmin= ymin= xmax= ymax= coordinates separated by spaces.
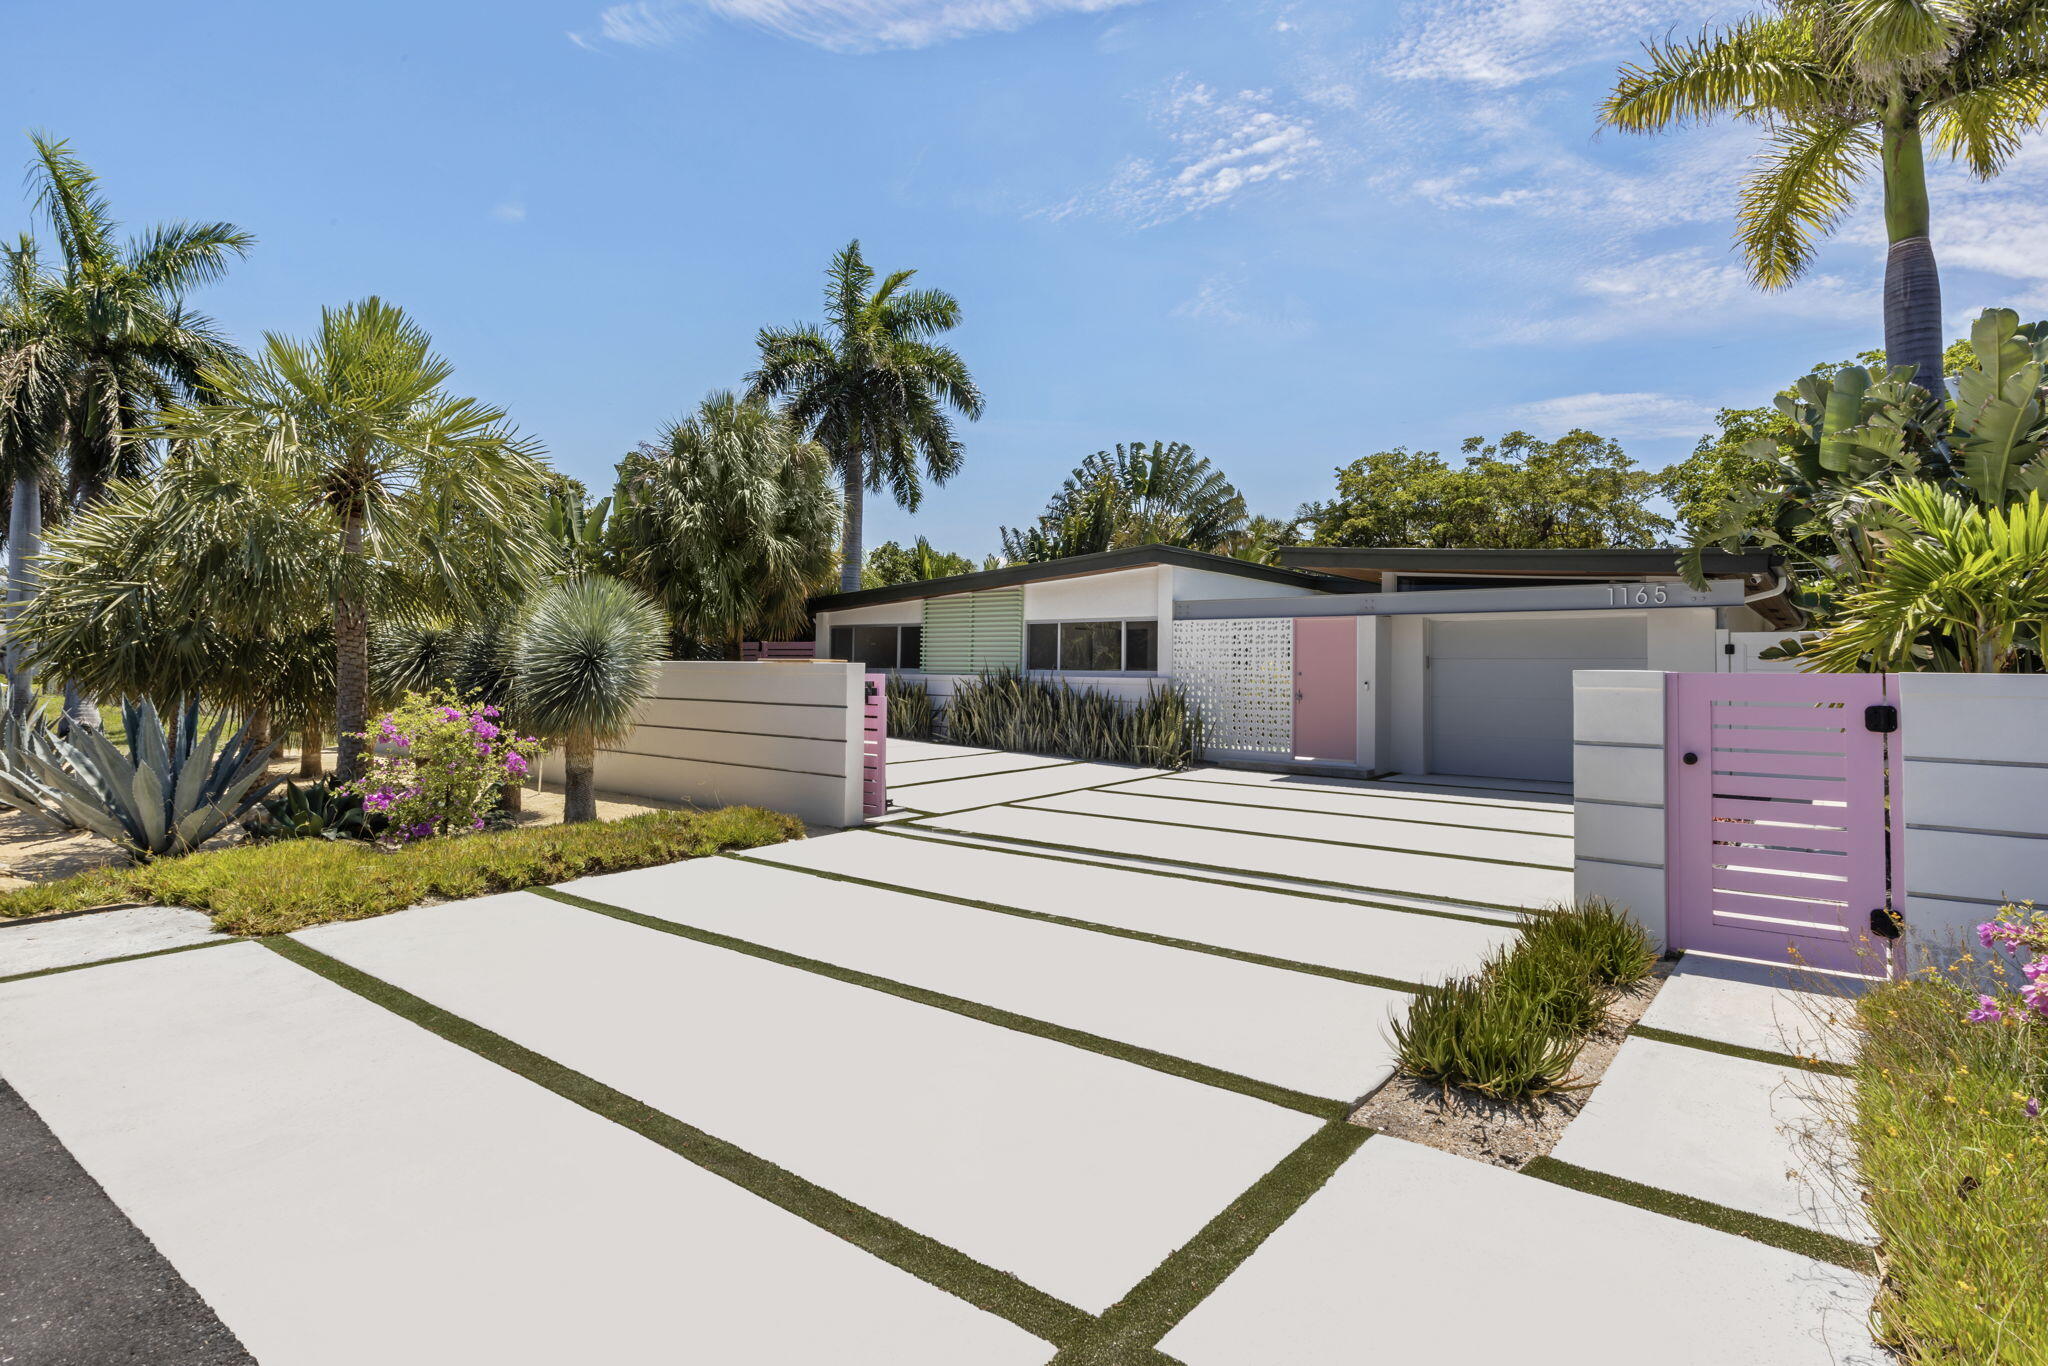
xmin=922 ymin=588 xmax=1023 ymax=672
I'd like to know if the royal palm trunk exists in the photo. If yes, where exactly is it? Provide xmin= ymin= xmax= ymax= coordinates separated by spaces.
xmin=4 ymin=474 xmax=41 ymax=718
xmin=1882 ymin=99 xmax=1945 ymax=401
xmin=838 ymin=448 xmax=864 ymax=593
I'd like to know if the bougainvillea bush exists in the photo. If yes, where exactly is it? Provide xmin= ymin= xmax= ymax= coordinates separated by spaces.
xmin=349 ymin=691 xmax=542 ymax=843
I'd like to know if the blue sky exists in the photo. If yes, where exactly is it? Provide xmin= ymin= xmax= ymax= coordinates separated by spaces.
xmin=13 ymin=0 xmax=2048 ymax=557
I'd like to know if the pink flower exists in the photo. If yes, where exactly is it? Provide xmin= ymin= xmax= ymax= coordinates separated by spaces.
xmin=1966 ymin=994 xmax=2006 ymax=1023
xmin=2028 ymin=1098 xmax=2043 ymax=1119
xmin=480 ymin=705 xmax=502 ymax=718
xmin=471 ymin=816 xmax=487 ymax=830
xmin=503 ymin=752 xmax=530 ymax=777
xmin=470 ymin=718 xmax=501 ymax=739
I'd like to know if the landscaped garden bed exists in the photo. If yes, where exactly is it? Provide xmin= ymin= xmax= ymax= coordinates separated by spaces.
xmin=0 ymin=807 xmax=803 ymax=936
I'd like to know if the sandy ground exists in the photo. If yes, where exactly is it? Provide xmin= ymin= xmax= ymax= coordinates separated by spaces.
xmin=0 ymin=747 xmax=675 ymax=893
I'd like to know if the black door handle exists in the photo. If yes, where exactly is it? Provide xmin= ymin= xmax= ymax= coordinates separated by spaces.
xmin=1682 ymin=752 xmax=1698 ymax=765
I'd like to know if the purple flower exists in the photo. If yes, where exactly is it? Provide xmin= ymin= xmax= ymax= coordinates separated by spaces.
xmin=471 ymin=816 xmax=487 ymax=830
xmin=437 ymin=706 xmax=463 ymax=723
xmin=408 ymin=822 xmax=434 ymax=840
xmin=1966 ymin=994 xmax=2006 ymax=1023
xmin=503 ymin=752 xmax=530 ymax=777
xmin=470 ymin=718 xmax=501 ymax=740
xmin=2029 ymin=1098 xmax=2043 ymax=1119
xmin=480 ymin=705 xmax=502 ymax=718
xmin=1979 ymin=921 xmax=2002 ymax=949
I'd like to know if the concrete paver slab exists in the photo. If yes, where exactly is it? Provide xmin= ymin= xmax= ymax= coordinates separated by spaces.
xmin=886 ymin=739 xmax=995 ymax=763
xmin=1640 ymin=953 xmax=1865 ymax=1065
xmin=892 ymin=761 xmax=1164 ymax=814
xmin=1119 ymin=774 xmax=1575 ymax=836
xmin=0 ymin=945 xmax=1046 ymax=1366
xmin=1176 ymin=767 xmax=1572 ymax=811
xmin=888 ymin=751 xmax=1070 ymax=785
xmin=1028 ymin=788 xmax=1572 ymax=868
xmin=562 ymin=857 xmax=1410 ymax=1102
xmin=300 ymin=893 xmax=1320 ymax=1313
xmin=750 ymin=831 xmax=1515 ymax=984
xmin=1550 ymin=1038 xmax=1870 ymax=1241
xmin=1159 ymin=1136 xmax=1879 ymax=1365
xmin=1380 ymin=771 xmax=1575 ymax=797
xmin=917 ymin=804 xmax=1572 ymax=909
xmin=0 ymin=905 xmax=224 ymax=978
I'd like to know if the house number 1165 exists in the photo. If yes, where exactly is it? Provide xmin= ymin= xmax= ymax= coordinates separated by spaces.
xmin=1606 ymin=584 xmax=1670 ymax=605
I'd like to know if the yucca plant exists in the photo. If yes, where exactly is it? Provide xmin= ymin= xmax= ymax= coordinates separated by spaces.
xmin=0 ymin=697 xmax=278 ymax=861
xmin=886 ymin=673 xmax=936 ymax=741
xmin=514 ymin=576 xmax=665 ymax=823
xmin=941 ymin=670 xmax=1206 ymax=768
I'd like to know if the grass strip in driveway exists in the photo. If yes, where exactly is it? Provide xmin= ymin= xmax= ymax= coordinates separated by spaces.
xmin=887 ymin=822 xmax=1528 ymax=919
xmin=731 ymin=853 xmax=1429 ymax=996
xmin=532 ymin=886 xmax=1351 ymax=1121
xmin=1521 ymin=1156 xmax=1876 ymax=1274
xmin=889 ymin=758 xmax=1084 ymax=790
xmin=259 ymin=935 xmax=1103 ymax=1351
xmin=1011 ymin=795 xmax=1569 ymax=872
xmin=0 ymin=937 xmax=240 ymax=987
xmin=1629 ymin=1023 xmax=1855 ymax=1078
xmin=1105 ymin=782 xmax=1574 ymax=838
xmin=1047 ymin=1120 xmax=1373 ymax=1365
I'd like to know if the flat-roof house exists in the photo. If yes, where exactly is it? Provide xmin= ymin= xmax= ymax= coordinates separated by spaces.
xmin=808 ymin=544 xmax=1797 ymax=784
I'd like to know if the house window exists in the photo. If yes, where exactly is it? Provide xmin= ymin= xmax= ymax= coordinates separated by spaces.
xmin=1025 ymin=620 xmax=1160 ymax=672
xmin=828 ymin=625 xmax=922 ymax=670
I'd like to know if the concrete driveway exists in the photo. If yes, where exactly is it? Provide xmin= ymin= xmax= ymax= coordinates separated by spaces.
xmin=0 ymin=744 xmax=1875 ymax=1364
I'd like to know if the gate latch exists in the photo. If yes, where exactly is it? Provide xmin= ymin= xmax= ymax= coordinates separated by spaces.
xmin=1870 ymin=907 xmax=1903 ymax=940
xmin=1863 ymin=703 xmax=1898 ymax=734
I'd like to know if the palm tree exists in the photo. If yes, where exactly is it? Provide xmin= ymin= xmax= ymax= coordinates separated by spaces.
xmin=515 ymin=576 xmax=665 ymax=822
xmin=748 ymin=240 xmax=983 ymax=591
xmin=4 ymin=135 xmax=248 ymax=726
xmin=158 ymin=299 xmax=552 ymax=782
xmin=612 ymin=391 xmax=839 ymax=656
xmin=1000 ymin=441 xmax=1248 ymax=562
xmin=0 ymin=237 xmax=66 ymax=715
xmin=1601 ymin=0 xmax=2048 ymax=397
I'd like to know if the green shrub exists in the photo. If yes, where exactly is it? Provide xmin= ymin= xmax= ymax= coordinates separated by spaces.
xmin=1485 ymin=939 xmax=1614 ymax=1038
xmin=1519 ymin=898 xmax=1658 ymax=988
xmin=886 ymin=674 xmax=937 ymax=741
xmin=0 ymin=806 xmax=803 ymax=936
xmin=1390 ymin=976 xmax=1588 ymax=1100
xmin=942 ymin=670 xmax=1206 ymax=768
xmin=1851 ymin=974 xmax=2048 ymax=1362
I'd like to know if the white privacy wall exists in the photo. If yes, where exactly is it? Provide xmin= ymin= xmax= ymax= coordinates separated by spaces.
xmin=540 ymin=661 xmax=867 ymax=828
xmin=1895 ymin=673 xmax=2048 ymax=965
xmin=1572 ymin=671 xmax=1671 ymax=949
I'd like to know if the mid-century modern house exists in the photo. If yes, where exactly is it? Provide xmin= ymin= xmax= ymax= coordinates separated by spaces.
xmin=807 ymin=544 xmax=1799 ymax=784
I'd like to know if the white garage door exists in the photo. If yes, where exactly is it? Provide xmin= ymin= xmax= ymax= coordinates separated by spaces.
xmin=1426 ymin=615 xmax=1647 ymax=783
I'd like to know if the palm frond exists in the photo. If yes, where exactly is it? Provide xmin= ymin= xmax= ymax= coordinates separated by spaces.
xmin=1738 ymin=116 xmax=1881 ymax=286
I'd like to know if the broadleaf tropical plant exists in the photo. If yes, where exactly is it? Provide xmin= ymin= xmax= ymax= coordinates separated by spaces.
xmin=1000 ymin=441 xmax=1248 ymax=563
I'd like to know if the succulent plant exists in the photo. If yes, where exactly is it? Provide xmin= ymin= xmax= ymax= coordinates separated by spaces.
xmin=241 ymin=776 xmax=384 ymax=843
xmin=0 ymin=698 xmax=280 ymax=861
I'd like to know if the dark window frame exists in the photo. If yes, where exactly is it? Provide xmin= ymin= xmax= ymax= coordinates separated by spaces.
xmin=827 ymin=623 xmax=924 ymax=671
xmin=1021 ymin=618 xmax=1163 ymax=674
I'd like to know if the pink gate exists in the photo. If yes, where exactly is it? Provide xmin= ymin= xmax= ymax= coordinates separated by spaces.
xmin=862 ymin=672 xmax=887 ymax=818
xmin=1666 ymin=672 xmax=1901 ymax=977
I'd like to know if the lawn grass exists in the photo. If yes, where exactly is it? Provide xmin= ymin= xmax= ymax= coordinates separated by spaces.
xmin=0 ymin=807 xmax=804 ymax=936
xmin=1852 ymin=975 xmax=2048 ymax=1362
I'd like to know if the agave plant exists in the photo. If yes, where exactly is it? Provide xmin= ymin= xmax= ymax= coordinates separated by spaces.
xmin=0 ymin=698 xmax=279 ymax=860
xmin=241 ymin=776 xmax=384 ymax=843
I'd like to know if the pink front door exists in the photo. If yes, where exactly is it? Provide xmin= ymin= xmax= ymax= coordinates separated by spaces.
xmin=1666 ymin=672 xmax=1899 ymax=976
xmin=1293 ymin=617 xmax=1358 ymax=763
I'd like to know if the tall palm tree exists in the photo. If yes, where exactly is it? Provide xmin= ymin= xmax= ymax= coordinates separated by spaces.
xmin=0 ymin=237 xmax=66 ymax=714
xmin=748 ymin=240 xmax=983 ymax=591
xmin=1601 ymin=0 xmax=2048 ymax=397
xmin=159 ymin=298 xmax=552 ymax=782
xmin=612 ymin=391 xmax=839 ymax=656
xmin=515 ymin=576 xmax=665 ymax=822
xmin=4 ymin=135 xmax=248 ymax=726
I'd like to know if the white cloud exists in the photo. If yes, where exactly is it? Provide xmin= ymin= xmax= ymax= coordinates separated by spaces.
xmin=489 ymin=201 xmax=528 ymax=223
xmin=1509 ymin=390 xmax=1715 ymax=437
xmin=569 ymin=0 xmax=1143 ymax=52
xmin=1379 ymin=0 xmax=1723 ymax=89
xmin=1171 ymin=271 xmax=1314 ymax=334
xmin=1043 ymin=79 xmax=1324 ymax=227
xmin=1496 ymin=246 xmax=1874 ymax=344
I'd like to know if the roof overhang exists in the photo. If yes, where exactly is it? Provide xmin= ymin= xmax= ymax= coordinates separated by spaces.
xmin=1273 ymin=546 xmax=1780 ymax=581
xmin=808 ymin=544 xmax=1357 ymax=614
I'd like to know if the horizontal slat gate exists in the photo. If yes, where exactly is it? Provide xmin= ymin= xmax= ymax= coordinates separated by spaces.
xmin=1667 ymin=672 xmax=1899 ymax=976
xmin=862 ymin=673 xmax=886 ymax=818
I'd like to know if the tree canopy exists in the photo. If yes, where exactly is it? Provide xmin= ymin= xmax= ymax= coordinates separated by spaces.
xmin=1300 ymin=430 xmax=1673 ymax=549
xmin=861 ymin=537 xmax=976 ymax=588
xmin=1001 ymin=441 xmax=1247 ymax=563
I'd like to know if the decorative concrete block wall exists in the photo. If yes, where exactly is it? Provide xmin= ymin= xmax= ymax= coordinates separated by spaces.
xmin=1572 ymin=670 xmax=1670 ymax=949
xmin=1894 ymin=673 xmax=2048 ymax=966
xmin=539 ymin=660 xmax=867 ymax=828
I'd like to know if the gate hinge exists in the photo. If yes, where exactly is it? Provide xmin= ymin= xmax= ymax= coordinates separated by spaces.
xmin=1863 ymin=703 xmax=1898 ymax=734
xmin=1870 ymin=907 xmax=1903 ymax=940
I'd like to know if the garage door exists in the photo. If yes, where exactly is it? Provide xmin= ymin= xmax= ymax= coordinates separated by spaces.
xmin=1426 ymin=616 xmax=1647 ymax=783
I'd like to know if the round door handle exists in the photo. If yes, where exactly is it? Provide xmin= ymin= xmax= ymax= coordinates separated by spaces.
xmin=1682 ymin=752 xmax=1699 ymax=765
